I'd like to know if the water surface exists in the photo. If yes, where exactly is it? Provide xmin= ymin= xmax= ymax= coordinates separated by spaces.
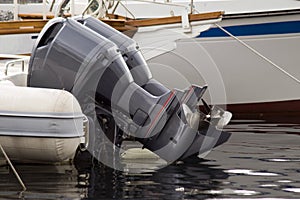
xmin=1 ymin=122 xmax=300 ymax=199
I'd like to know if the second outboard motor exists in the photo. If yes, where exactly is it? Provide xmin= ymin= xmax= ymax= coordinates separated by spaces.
xmin=74 ymin=15 xmax=168 ymax=96
xmin=28 ymin=17 xmax=231 ymax=163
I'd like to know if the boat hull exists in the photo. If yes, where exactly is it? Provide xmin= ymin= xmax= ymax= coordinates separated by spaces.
xmin=226 ymin=99 xmax=300 ymax=123
xmin=147 ymin=12 xmax=300 ymax=122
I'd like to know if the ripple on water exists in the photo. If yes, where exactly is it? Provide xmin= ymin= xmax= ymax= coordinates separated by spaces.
xmin=225 ymin=169 xmax=279 ymax=176
xmin=260 ymin=184 xmax=278 ymax=187
xmin=1 ymin=123 xmax=300 ymax=199
xmin=283 ymin=188 xmax=300 ymax=193
xmin=204 ymin=188 xmax=259 ymax=196
xmin=262 ymin=158 xmax=300 ymax=162
xmin=277 ymin=180 xmax=293 ymax=183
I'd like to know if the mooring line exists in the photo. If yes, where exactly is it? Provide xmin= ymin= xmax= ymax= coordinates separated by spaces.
xmin=0 ymin=144 xmax=27 ymax=191
xmin=215 ymin=23 xmax=300 ymax=84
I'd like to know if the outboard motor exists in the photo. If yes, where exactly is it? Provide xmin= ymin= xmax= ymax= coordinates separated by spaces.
xmin=73 ymin=16 xmax=168 ymax=96
xmin=28 ymin=17 xmax=231 ymax=163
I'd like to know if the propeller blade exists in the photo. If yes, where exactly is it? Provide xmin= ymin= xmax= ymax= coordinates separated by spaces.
xmin=182 ymin=104 xmax=200 ymax=130
xmin=201 ymin=99 xmax=211 ymax=114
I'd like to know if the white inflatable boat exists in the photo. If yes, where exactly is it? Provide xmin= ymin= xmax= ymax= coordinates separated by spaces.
xmin=0 ymin=57 xmax=88 ymax=163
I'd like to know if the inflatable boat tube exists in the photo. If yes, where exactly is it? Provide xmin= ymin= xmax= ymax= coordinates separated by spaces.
xmin=0 ymin=85 xmax=88 ymax=163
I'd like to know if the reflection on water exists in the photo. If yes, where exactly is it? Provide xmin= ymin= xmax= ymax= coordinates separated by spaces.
xmin=1 ymin=122 xmax=300 ymax=199
xmin=74 ymin=156 xmax=230 ymax=199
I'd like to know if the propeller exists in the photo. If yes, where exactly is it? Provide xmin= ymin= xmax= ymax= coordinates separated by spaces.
xmin=201 ymin=98 xmax=212 ymax=118
xmin=200 ymin=99 xmax=232 ymax=128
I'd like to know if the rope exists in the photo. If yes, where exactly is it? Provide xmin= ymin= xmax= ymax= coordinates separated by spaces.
xmin=0 ymin=144 xmax=27 ymax=191
xmin=214 ymin=23 xmax=300 ymax=84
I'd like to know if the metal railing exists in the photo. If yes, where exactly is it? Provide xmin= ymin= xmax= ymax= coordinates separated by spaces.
xmin=0 ymin=54 xmax=30 ymax=76
xmin=9 ymin=0 xmax=197 ymax=21
xmin=82 ymin=0 xmax=195 ymax=19
xmin=10 ymin=0 xmax=76 ymax=20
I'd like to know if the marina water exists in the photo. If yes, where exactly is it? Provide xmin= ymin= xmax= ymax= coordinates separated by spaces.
xmin=1 ymin=121 xmax=300 ymax=199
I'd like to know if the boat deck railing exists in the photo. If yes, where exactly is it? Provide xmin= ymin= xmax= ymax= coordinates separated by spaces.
xmin=0 ymin=54 xmax=29 ymax=76
xmin=87 ymin=0 xmax=196 ymax=19
xmin=9 ymin=0 xmax=76 ymax=20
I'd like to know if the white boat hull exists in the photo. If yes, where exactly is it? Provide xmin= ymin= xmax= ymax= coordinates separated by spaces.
xmin=145 ymin=12 xmax=300 ymax=122
xmin=0 ymin=33 xmax=38 ymax=55
xmin=148 ymin=25 xmax=300 ymax=104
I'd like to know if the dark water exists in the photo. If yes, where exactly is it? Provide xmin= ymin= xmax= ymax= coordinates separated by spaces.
xmin=1 ymin=122 xmax=300 ymax=199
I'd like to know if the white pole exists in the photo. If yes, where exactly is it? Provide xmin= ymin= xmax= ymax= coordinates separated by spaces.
xmin=71 ymin=0 xmax=75 ymax=16
xmin=13 ymin=0 xmax=18 ymax=21
xmin=43 ymin=0 xmax=47 ymax=20
xmin=190 ymin=0 xmax=194 ymax=14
